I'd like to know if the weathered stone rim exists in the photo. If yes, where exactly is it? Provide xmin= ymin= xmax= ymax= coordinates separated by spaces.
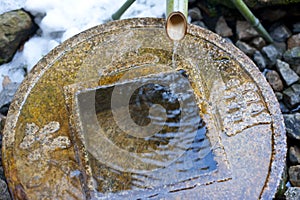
xmin=2 ymin=18 xmax=286 ymax=199
xmin=187 ymin=21 xmax=286 ymax=199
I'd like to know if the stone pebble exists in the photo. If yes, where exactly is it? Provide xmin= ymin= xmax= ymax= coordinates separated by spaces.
xmin=283 ymin=84 xmax=300 ymax=109
xmin=289 ymin=146 xmax=300 ymax=165
xmin=0 ymin=9 xmax=37 ymax=65
xmin=287 ymin=33 xmax=300 ymax=49
xmin=276 ymin=60 xmax=299 ymax=87
xmin=284 ymin=113 xmax=300 ymax=140
xmin=265 ymin=70 xmax=284 ymax=92
xmin=289 ymin=165 xmax=300 ymax=187
xmin=285 ymin=187 xmax=300 ymax=200
xmin=269 ymin=24 xmax=292 ymax=42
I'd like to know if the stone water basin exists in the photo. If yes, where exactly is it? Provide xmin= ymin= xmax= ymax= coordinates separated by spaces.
xmin=2 ymin=18 xmax=286 ymax=199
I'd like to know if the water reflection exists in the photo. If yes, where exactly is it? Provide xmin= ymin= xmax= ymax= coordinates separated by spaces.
xmin=76 ymin=71 xmax=217 ymax=195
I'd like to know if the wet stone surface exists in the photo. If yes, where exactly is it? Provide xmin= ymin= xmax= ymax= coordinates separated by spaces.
xmin=1 ymin=18 xmax=285 ymax=199
xmin=74 ymin=73 xmax=217 ymax=195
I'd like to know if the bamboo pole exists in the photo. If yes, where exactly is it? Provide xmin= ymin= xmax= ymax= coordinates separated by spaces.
xmin=111 ymin=0 xmax=136 ymax=20
xmin=166 ymin=0 xmax=188 ymax=41
xmin=231 ymin=0 xmax=273 ymax=43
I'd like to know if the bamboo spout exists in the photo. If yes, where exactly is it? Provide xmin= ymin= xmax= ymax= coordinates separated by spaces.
xmin=166 ymin=0 xmax=188 ymax=41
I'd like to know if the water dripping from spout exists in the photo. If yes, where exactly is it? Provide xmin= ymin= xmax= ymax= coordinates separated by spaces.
xmin=172 ymin=41 xmax=179 ymax=70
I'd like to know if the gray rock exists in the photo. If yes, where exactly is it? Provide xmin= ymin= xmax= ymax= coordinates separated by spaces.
xmin=289 ymin=165 xmax=300 ymax=187
xmin=284 ymin=113 xmax=300 ymax=140
xmin=276 ymin=60 xmax=300 ymax=86
xmin=284 ymin=47 xmax=300 ymax=65
xmin=285 ymin=187 xmax=300 ymax=200
xmin=270 ymin=24 xmax=292 ymax=42
xmin=253 ymin=51 xmax=266 ymax=71
xmin=236 ymin=20 xmax=259 ymax=41
xmin=266 ymin=70 xmax=284 ymax=92
xmin=215 ymin=16 xmax=233 ymax=37
xmin=0 ymin=82 xmax=20 ymax=109
xmin=262 ymin=44 xmax=280 ymax=66
xmin=283 ymin=84 xmax=300 ymax=109
xmin=293 ymin=22 xmax=300 ymax=33
xmin=250 ymin=37 xmax=266 ymax=50
xmin=273 ymin=41 xmax=287 ymax=58
xmin=192 ymin=21 xmax=207 ymax=29
xmin=275 ymin=92 xmax=283 ymax=101
xmin=288 ymin=33 xmax=300 ymax=49
xmin=291 ymin=65 xmax=300 ymax=76
xmin=235 ymin=40 xmax=256 ymax=56
xmin=280 ymin=101 xmax=290 ymax=113
xmin=188 ymin=7 xmax=202 ymax=21
xmin=0 ymin=9 xmax=37 ymax=64
xmin=290 ymin=146 xmax=300 ymax=165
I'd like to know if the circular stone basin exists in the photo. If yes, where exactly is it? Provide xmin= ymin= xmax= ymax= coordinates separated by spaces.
xmin=3 ymin=18 xmax=286 ymax=199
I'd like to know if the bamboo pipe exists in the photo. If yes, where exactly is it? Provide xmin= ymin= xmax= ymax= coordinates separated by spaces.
xmin=166 ymin=0 xmax=188 ymax=41
xmin=231 ymin=0 xmax=273 ymax=43
xmin=111 ymin=0 xmax=136 ymax=20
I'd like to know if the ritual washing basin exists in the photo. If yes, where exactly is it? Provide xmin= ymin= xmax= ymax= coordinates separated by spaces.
xmin=2 ymin=18 xmax=286 ymax=199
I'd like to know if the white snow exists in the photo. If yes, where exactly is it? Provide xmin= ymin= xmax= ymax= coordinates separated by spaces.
xmin=0 ymin=0 xmax=27 ymax=14
xmin=0 ymin=0 xmax=166 ymax=92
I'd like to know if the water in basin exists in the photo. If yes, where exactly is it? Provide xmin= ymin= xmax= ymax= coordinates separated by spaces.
xmin=75 ymin=71 xmax=217 ymax=196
